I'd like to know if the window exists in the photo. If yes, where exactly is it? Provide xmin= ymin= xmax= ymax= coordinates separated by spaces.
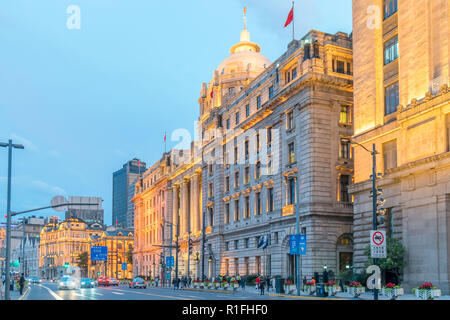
xmin=269 ymin=86 xmax=274 ymax=99
xmin=267 ymin=188 xmax=274 ymax=212
xmin=245 ymin=140 xmax=249 ymax=159
xmin=244 ymin=196 xmax=250 ymax=219
xmin=225 ymin=176 xmax=230 ymax=192
xmin=245 ymin=238 xmax=249 ymax=248
xmin=289 ymin=178 xmax=296 ymax=205
xmin=340 ymin=138 xmax=351 ymax=159
xmin=274 ymin=232 xmax=279 ymax=244
xmin=385 ymin=82 xmax=399 ymax=115
xmin=225 ymin=242 xmax=229 ymax=251
xmin=235 ymin=112 xmax=240 ymax=125
xmin=256 ymin=192 xmax=261 ymax=216
xmin=226 ymin=119 xmax=230 ymax=130
xmin=288 ymin=142 xmax=295 ymax=164
xmin=340 ymin=106 xmax=351 ymax=124
xmin=384 ymin=36 xmax=398 ymax=65
xmin=267 ymin=128 xmax=272 ymax=145
xmin=225 ymin=203 xmax=230 ymax=224
xmin=340 ymin=175 xmax=350 ymax=202
xmin=245 ymin=104 xmax=250 ymax=117
xmin=287 ymin=111 xmax=294 ymax=130
xmin=346 ymin=62 xmax=352 ymax=75
xmin=244 ymin=166 xmax=250 ymax=184
xmin=257 ymin=95 xmax=262 ymax=109
xmin=292 ymin=68 xmax=297 ymax=80
xmin=209 ymin=207 xmax=214 ymax=226
xmin=336 ymin=60 xmax=345 ymax=74
xmin=208 ymin=183 xmax=213 ymax=199
xmin=383 ymin=140 xmax=397 ymax=171
xmin=234 ymin=171 xmax=239 ymax=188
xmin=235 ymin=240 xmax=239 ymax=250
xmin=384 ymin=0 xmax=397 ymax=19
xmin=234 ymin=146 xmax=238 ymax=164
xmin=208 ymin=163 xmax=214 ymax=176
xmin=234 ymin=199 xmax=240 ymax=221
xmin=256 ymin=133 xmax=260 ymax=153
xmin=255 ymin=161 xmax=261 ymax=179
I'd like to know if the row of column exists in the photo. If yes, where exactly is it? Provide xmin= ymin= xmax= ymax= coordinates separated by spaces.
xmin=172 ymin=172 xmax=202 ymax=237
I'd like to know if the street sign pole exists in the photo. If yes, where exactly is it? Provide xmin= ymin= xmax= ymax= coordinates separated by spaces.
xmin=371 ymin=143 xmax=378 ymax=301
xmin=295 ymin=174 xmax=301 ymax=296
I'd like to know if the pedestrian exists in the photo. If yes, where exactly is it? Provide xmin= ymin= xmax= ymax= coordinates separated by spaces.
xmin=240 ymin=277 xmax=246 ymax=291
xmin=255 ymin=275 xmax=260 ymax=291
xmin=259 ymin=277 xmax=265 ymax=295
xmin=155 ymin=276 xmax=159 ymax=287
xmin=19 ymin=273 xmax=25 ymax=296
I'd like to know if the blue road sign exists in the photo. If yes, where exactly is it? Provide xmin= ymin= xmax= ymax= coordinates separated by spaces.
xmin=90 ymin=246 xmax=108 ymax=261
xmin=121 ymin=263 xmax=127 ymax=270
xmin=289 ymin=235 xmax=306 ymax=255
xmin=166 ymin=256 xmax=174 ymax=267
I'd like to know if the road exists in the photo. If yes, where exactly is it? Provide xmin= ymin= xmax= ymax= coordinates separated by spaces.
xmin=23 ymin=282 xmax=295 ymax=300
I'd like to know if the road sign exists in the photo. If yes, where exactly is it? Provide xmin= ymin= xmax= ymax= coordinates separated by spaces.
xmin=90 ymin=246 xmax=108 ymax=261
xmin=121 ymin=263 xmax=127 ymax=270
xmin=289 ymin=235 xmax=306 ymax=255
xmin=370 ymin=230 xmax=387 ymax=258
xmin=166 ymin=256 xmax=174 ymax=267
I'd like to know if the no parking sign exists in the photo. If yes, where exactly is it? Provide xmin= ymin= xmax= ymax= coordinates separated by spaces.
xmin=370 ymin=230 xmax=387 ymax=258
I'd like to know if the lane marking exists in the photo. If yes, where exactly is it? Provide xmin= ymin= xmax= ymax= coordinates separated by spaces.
xmin=107 ymin=287 xmax=192 ymax=300
xmin=39 ymin=284 xmax=64 ymax=300
xmin=112 ymin=292 xmax=124 ymax=295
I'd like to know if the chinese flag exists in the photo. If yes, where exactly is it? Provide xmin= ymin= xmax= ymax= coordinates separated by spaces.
xmin=164 ymin=132 xmax=166 ymax=143
xmin=210 ymin=88 xmax=214 ymax=99
xmin=284 ymin=7 xmax=293 ymax=27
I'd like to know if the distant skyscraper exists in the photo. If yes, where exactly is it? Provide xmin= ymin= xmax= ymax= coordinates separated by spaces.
xmin=113 ymin=158 xmax=146 ymax=228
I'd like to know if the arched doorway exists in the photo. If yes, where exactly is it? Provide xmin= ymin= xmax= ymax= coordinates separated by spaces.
xmin=336 ymin=233 xmax=353 ymax=273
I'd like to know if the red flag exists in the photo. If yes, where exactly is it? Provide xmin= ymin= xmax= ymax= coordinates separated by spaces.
xmin=137 ymin=160 xmax=140 ymax=167
xmin=210 ymin=88 xmax=214 ymax=99
xmin=284 ymin=6 xmax=293 ymax=28
xmin=116 ymin=218 xmax=118 ymax=226
xmin=164 ymin=132 xmax=166 ymax=143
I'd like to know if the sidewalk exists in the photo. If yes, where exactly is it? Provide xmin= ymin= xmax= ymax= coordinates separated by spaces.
xmin=2 ymin=284 xmax=30 ymax=300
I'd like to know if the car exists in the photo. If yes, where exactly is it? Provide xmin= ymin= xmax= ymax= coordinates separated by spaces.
xmin=31 ymin=277 xmax=41 ymax=284
xmin=92 ymin=279 xmax=98 ymax=287
xmin=58 ymin=275 xmax=79 ymax=290
xmin=80 ymin=278 xmax=95 ymax=288
xmin=109 ymin=278 xmax=119 ymax=286
xmin=129 ymin=277 xmax=147 ymax=289
xmin=97 ymin=276 xmax=110 ymax=286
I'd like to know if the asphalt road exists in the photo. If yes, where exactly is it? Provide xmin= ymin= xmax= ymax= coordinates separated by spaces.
xmin=24 ymin=282 xmax=292 ymax=300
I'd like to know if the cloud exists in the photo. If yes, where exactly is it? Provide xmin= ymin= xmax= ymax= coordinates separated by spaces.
xmin=31 ymin=180 xmax=67 ymax=196
xmin=10 ymin=133 xmax=38 ymax=152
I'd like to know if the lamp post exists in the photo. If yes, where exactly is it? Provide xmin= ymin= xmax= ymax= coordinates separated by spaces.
xmin=351 ymin=141 xmax=381 ymax=300
xmin=1 ymin=140 xmax=24 ymax=300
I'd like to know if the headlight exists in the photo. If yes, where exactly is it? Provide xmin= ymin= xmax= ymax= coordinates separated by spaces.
xmin=59 ymin=282 xmax=64 ymax=286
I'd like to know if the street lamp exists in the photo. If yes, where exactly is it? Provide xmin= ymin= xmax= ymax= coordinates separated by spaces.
xmin=351 ymin=141 xmax=382 ymax=300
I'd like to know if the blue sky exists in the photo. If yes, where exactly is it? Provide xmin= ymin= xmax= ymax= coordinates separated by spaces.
xmin=0 ymin=0 xmax=352 ymax=224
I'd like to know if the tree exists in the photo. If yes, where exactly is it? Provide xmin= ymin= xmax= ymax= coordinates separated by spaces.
xmin=77 ymin=252 xmax=89 ymax=277
xmin=364 ymin=237 xmax=406 ymax=284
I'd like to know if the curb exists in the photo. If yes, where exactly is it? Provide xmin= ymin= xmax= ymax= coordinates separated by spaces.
xmin=18 ymin=286 xmax=31 ymax=300
xmin=268 ymin=293 xmax=348 ymax=301
xmin=181 ymin=288 xmax=234 ymax=294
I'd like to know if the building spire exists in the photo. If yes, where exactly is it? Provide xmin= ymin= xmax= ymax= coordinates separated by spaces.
xmin=243 ymin=7 xmax=247 ymax=30
xmin=240 ymin=7 xmax=250 ymax=43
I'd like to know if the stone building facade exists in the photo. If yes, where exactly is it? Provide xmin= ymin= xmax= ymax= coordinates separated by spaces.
xmin=350 ymin=0 xmax=450 ymax=294
xmin=134 ymin=11 xmax=355 ymax=282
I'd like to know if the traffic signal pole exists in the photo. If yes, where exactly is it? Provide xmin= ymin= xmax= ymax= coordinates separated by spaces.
xmin=371 ymin=143 xmax=379 ymax=301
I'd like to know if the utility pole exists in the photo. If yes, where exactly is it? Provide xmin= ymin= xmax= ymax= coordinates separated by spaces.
xmin=1 ymin=139 xmax=24 ymax=300
xmin=295 ymin=174 xmax=301 ymax=296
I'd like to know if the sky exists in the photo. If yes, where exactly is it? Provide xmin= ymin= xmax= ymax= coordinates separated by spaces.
xmin=0 ymin=0 xmax=352 ymax=225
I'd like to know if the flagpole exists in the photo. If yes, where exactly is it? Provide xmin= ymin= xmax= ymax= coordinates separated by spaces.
xmin=292 ymin=1 xmax=295 ymax=41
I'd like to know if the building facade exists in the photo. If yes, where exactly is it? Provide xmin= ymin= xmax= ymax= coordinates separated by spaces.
xmin=113 ymin=158 xmax=147 ymax=229
xmin=351 ymin=0 xmax=450 ymax=294
xmin=65 ymin=196 xmax=104 ymax=225
xmin=38 ymin=217 xmax=104 ymax=279
xmin=134 ymin=11 xmax=354 ymax=282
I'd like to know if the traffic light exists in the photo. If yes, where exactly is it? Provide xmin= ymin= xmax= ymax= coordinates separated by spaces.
xmin=188 ymin=239 xmax=193 ymax=254
xmin=64 ymin=262 xmax=70 ymax=268
xmin=376 ymin=192 xmax=386 ymax=226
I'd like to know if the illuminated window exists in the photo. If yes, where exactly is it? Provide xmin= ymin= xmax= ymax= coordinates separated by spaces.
xmin=385 ymin=82 xmax=399 ymax=115
xmin=340 ymin=106 xmax=351 ymax=124
xmin=384 ymin=36 xmax=398 ymax=65
xmin=288 ymin=142 xmax=295 ymax=164
xmin=384 ymin=0 xmax=397 ymax=19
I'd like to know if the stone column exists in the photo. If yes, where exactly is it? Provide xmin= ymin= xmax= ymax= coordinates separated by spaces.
xmin=191 ymin=173 xmax=200 ymax=233
xmin=181 ymin=180 xmax=189 ymax=235
xmin=172 ymin=186 xmax=179 ymax=238
xmin=190 ymin=176 xmax=196 ymax=234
